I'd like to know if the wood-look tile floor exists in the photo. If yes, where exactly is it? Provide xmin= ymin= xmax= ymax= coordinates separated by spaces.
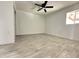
xmin=0 ymin=34 xmax=79 ymax=58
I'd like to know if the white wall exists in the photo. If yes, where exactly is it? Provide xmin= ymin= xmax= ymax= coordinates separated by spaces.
xmin=46 ymin=3 xmax=79 ymax=40
xmin=16 ymin=10 xmax=45 ymax=35
xmin=0 ymin=2 xmax=15 ymax=45
xmin=73 ymin=24 xmax=79 ymax=40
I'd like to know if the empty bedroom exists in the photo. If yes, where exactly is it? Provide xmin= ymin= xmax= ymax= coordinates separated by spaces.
xmin=0 ymin=0 xmax=79 ymax=58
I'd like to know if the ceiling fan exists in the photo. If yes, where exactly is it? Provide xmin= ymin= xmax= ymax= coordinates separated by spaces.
xmin=35 ymin=1 xmax=54 ymax=12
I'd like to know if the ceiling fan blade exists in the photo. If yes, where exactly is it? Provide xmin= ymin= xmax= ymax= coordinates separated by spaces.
xmin=46 ymin=6 xmax=53 ymax=8
xmin=42 ymin=1 xmax=48 ymax=7
xmin=37 ymin=8 xmax=43 ymax=11
xmin=35 ymin=3 xmax=42 ymax=7
xmin=44 ymin=9 xmax=47 ymax=12
xmin=44 ymin=1 xmax=48 ymax=6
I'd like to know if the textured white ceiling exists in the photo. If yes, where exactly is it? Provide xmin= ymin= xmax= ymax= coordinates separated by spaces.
xmin=15 ymin=1 xmax=79 ymax=15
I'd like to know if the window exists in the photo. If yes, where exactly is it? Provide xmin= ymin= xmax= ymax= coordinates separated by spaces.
xmin=66 ymin=10 xmax=79 ymax=24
